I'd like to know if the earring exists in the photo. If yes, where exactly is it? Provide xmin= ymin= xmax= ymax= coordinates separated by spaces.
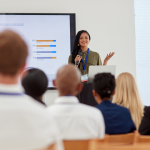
xmin=78 ymin=44 xmax=80 ymax=46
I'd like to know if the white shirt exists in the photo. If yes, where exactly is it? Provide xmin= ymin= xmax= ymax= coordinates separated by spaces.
xmin=48 ymin=96 xmax=105 ymax=140
xmin=0 ymin=84 xmax=62 ymax=150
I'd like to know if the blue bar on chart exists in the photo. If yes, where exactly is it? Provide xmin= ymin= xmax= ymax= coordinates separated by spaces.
xmin=50 ymin=45 xmax=56 ymax=47
xmin=36 ymin=45 xmax=56 ymax=47
xmin=34 ymin=51 xmax=56 ymax=53
xmin=37 ymin=57 xmax=56 ymax=59
xmin=36 ymin=40 xmax=56 ymax=42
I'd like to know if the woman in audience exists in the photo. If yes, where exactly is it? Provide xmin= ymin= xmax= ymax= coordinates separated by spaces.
xmin=112 ymin=72 xmax=144 ymax=130
xmin=22 ymin=68 xmax=48 ymax=106
xmin=93 ymin=73 xmax=136 ymax=134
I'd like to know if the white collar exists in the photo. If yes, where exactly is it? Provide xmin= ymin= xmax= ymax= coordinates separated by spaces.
xmin=54 ymin=96 xmax=79 ymax=104
xmin=0 ymin=83 xmax=24 ymax=93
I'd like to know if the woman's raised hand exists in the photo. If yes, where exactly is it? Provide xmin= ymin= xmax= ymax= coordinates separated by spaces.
xmin=75 ymin=55 xmax=82 ymax=67
xmin=103 ymin=52 xmax=115 ymax=65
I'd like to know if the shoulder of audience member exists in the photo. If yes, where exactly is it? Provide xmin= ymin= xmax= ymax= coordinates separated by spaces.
xmin=118 ymin=104 xmax=132 ymax=117
xmin=79 ymin=103 xmax=103 ymax=114
xmin=112 ymin=102 xmax=132 ymax=114
xmin=14 ymin=94 xmax=57 ymax=133
xmin=48 ymin=102 xmax=103 ymax=120
xmin=143 ymin=106 xmax=150 ymax=118
xmin=20 ymin=94 xmax=48 ymax=115
xmin=112 ymin=102 xmax=127 ymax=110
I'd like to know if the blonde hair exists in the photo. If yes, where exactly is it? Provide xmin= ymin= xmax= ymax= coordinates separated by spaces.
xmin=112 ymin=72 xmax=144 ymax=130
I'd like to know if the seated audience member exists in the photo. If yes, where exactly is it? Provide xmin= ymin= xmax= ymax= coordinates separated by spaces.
xmin=48 ymin=64 xmax=105 ymax=140
xmin=112 ymin=73 xmax=144 ymax=130
xmin=93 ymin=73 xmax=136 ymax=134
xmin=139 ymin=106 xmax=150 ymax=135
xmin=0 ymin=30 xmax=62 ymax=150
xmin=22 ymin=68 xmax=48 ymax=106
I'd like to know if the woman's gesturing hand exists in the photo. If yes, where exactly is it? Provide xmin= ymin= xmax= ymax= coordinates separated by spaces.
xmin=103 ymin=52 xmax=115 ymax=65
xmin=75 ymin=55 xmax=82 ymax=67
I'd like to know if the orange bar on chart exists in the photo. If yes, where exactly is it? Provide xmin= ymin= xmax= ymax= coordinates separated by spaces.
xmin=36 ymin=45 xmax=50 ymax=47
xmin=52 ymin=57 xmax=57 ymax=59
xmin=36 ymin=40 xmax=53 ymax=42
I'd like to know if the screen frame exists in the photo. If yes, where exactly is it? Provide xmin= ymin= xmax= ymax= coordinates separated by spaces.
xmin=0 ymin=13 xmax=76 ymax=90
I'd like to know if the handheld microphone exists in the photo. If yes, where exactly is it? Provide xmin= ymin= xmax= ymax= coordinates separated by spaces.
xmin=76 ymin=49 xmax=82 ymax=65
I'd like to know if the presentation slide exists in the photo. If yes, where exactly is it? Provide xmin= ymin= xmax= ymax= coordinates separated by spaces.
xmin=0 ymin=15 xmax=71 ymax=87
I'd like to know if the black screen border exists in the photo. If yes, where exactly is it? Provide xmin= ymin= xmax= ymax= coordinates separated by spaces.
xmin=0 ymin=13 xmax=76 ymax=90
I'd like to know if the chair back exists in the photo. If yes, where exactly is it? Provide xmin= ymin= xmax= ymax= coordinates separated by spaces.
xmin=88 ymin=144 xmax=150 ymax=150
xmin=89 ymin=131 xmax=150 ymax=150
xmin=133 ymin=131 xmax=150 ymax=144
xmin=89 ymin=132 xmax=136 ymax=147
xmin=63 ymin=136 xmax=108 ymax=150
xmin=63 ymin=140 xmax=89 ymax=150
xmin=108 ymin=132 xmax=135 ymax=145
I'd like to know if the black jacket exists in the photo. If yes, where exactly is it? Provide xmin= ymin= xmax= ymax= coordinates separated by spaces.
xmin=139 ymin=106 xmax=150 ymax=135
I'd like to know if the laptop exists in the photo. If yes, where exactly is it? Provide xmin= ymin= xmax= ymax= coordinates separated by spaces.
xmin=88 ymin=65 xmax=116 ymax=83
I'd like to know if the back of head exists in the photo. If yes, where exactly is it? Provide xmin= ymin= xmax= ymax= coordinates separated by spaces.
xmin=22 ymin=68 xmax=48 ymax=99
xmin=0 ymin=30 xmax=28 ymax=76
xmin=55 ymin=64 xmax=81 ymax=96
xmin=112 ymin=72 xmax=144 ymax=129
xmin=93 ymin=73 xmax=115 ymax=99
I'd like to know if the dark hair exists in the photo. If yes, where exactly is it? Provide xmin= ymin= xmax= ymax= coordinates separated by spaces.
xmin=22 ymin=68 xmax=48 ymax=100
xmin=0 ymin=30 xmax=28 ymax=75
xmin=71 ymin=30 xmax=91 ymax=66
xmin=93 ymin=73 xmax=116 ymax=99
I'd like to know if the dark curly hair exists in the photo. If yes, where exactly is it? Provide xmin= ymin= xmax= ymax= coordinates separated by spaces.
xmin=93 ymin=73 xmax=116 ymax=99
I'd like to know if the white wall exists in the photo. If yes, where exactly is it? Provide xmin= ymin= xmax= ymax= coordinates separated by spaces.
xmin=0 ymin=0 xmax=136 ymax=105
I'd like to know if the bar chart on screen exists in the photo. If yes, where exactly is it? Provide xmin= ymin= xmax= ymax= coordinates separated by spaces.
xmin=0 ymin=14 xmax=71 ymax=88
xmin=32 ymin=39 xmax=57 ymax=60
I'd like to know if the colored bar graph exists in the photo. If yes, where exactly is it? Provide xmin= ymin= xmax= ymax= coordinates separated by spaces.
xmin=37 ymin=57 xmax=56 ymax=59
xmin=36 ymin=40 xmax=56 ymax=42
xmin=34 ymin=51 xmax=56 ymax=53
xmin=50 ymin=45 xmax=56 ymax=47
xmin=36 ymin=45 xmax=56 ymax=47
xmin=36 ymin=45 xmax=49 ymax=47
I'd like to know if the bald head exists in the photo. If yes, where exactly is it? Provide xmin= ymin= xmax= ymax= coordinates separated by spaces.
xmin=55 ymin=64 xmax=82 ymax=96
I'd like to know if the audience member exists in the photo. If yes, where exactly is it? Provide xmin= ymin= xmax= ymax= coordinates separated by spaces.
xmin=93 ymin=73 xmax=136 ymax=134
xmin=139 ymin=106 xmax=150 ymax=135
xmin=112 ymin=72 xmax=144 ymax=130
xmin=0 ymin=30 xmax=61 ymax=150
xmin=48 ymin=64 xmax=105 ymax=139
xmin=22 ymin=68 xmax=48 ymax=106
